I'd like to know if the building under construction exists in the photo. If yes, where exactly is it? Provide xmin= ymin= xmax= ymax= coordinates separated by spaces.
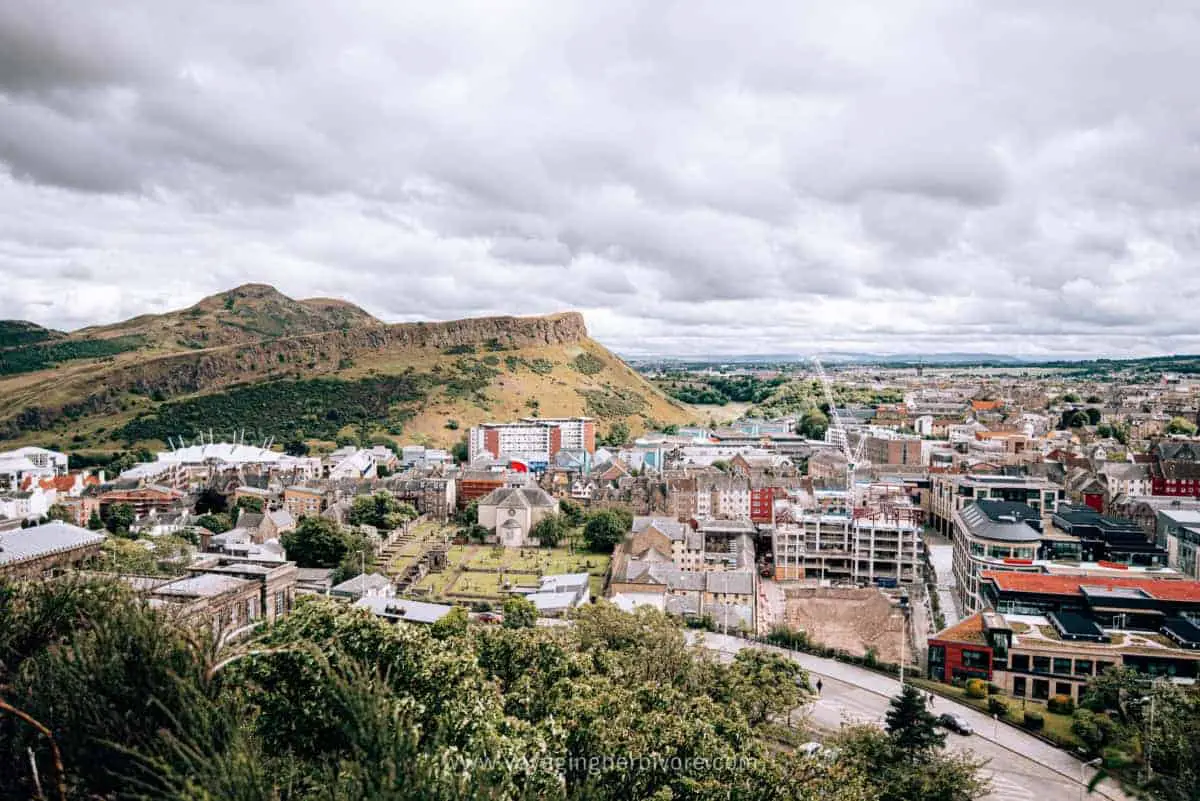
xmin=771 ymin=483 xmax=924 ymax=586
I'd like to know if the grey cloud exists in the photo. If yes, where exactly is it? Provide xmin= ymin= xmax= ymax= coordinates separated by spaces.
xmin=1 ymin=0 xmax=1199 ymax=357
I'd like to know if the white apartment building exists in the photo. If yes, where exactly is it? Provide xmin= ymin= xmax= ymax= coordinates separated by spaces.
xmin=469 ymin=423 xmax=555 ymax=466
xmin=521 ymin=417 xmax=595 ymax=452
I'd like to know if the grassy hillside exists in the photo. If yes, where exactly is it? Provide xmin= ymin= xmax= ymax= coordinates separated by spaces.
xmin=0 ymin=285 xmax=690 ymax=453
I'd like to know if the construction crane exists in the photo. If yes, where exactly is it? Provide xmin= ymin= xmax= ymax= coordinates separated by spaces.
xmin=811 ymin=357 xmax=869 ymax=506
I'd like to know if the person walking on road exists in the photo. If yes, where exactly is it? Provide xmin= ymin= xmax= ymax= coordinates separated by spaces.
xmin=816 ymin=679 xmax=823 ymax=695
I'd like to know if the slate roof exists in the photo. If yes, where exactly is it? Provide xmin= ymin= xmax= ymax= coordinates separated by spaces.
xmin=632 ymin=516 xmax=688 ymax=541
xmin=479 ymin=486 xmax=558 ymax=508
xmin=152 ymin=573 xmax=249 ymax=598
xmin=959 ymin=501 xmax=1043 ymax=543
xmin=354 ymin=596 xmax=454 ymax=624
xmin=0 ymin=522 xmax=106 ymax=567
xmin=331 ymin=572 xmax=393 ymax=595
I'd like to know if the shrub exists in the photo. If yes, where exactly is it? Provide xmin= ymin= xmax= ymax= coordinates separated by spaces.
xmin=987 ymin=697 xmax=1009 ymax=717
xmin=1047 ymin=694 xmax=1074 ymax=715
xmin=965 ymin=679 xmax=988 ymax=699
xmin=1022 ymin=711 xmax=1044 ymax=731
xmin=987 ymin=682 xmax=1003 ymax=695
xmin=1071 ymin=709 xmax=1117 ymax=756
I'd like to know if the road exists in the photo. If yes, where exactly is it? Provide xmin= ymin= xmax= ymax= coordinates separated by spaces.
xmin=694 ymin=632 xmax=1131 ymax=801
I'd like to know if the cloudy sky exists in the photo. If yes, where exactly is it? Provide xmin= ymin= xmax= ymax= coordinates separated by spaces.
xmin=2 ymin=1 xmax=1199 ymax=358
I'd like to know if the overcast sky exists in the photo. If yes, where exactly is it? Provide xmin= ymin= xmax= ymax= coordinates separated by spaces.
xmin=2 ymin=1 xmax=1199 ymax=358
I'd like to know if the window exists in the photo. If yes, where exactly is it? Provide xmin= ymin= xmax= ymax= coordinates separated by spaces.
xmin=1011 ymin=654 xmax=1030 ymax=672
xmin=1032 ymin=679 xmax=1050 ymax=700
xmin=1074 ymin=659 xmax=1093 ymax=676
xmin=961 ymin=649 xmax=989 ymax=669
xmin=1032 ymin=656 xmax=1051 ymax=674
xmin=1095 ymin=661 xmax=1114 ymax=675
xmin=1013 ymin=677 xmax=1027 ymax=697
xmin=1053 ymin=658 xmax=1072 ymax=675
xmin=1056 ymin=682 xmax=1072 ymax=697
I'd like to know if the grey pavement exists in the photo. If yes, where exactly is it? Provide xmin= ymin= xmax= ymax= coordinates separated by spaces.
xmin=926 ymin=532 xmax=962 ymax=626
xmin=692 ymin=631 xmax=1132 ymax=801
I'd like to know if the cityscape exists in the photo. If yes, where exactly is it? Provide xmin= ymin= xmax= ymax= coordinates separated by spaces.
xmin=3 ymin=3 xmax=1200 ymax=801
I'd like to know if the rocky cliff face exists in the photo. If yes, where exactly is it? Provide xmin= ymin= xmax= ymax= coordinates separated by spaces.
xmin=0 ymin=308 xmax=593 ymax=439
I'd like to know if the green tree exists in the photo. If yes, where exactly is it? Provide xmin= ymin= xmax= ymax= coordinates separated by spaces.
xmin=348 ymin=491 xmax=417 ymax=530
xmin=1167 ymin=416 xmax=1198 ymax=435
xmin=797 ymin=408 xmax=829 ymax=440
xmin=281 ymin=517 xmax=351 ymax=568
xmin=87 ymin=510 xmax=104 ymax=530
xmin=102 ymin=502 xmax=135 ymax=536
xmin=194 ymin=512 xmax=232 ymax=534
xmin=451 ymin=437 xmax=469 ymax=463
xmin=1080 ymin=665 xmax=1144 ymax=714
xmin=194 ymin=486 xmax=228 ymax=514
xmin=46 ymin=503 xmax=73 ymax=523
xmin=583 ymin=508 xmax=627 ymax=552
xmin=727 ymin=649 xmax=808 ymax=725
xmin=884 ymin=683 xmax=945 ymax=759
xmin=502 ymin=595 xmax=538 ymax=629
xmin=235 ymin=495 xmax=264 ymax=514
xmin=531 ymin=513 xmax=567 ymax=547
xmin=559 ymin=498 xmax=586 ymax=527
xmin=600 ymin=421 xmax=630 ymax=447
xmin=430 ymin=605 xmax=469 ymax=639
xmin=834 ymin=724 xmax=988 ymax=801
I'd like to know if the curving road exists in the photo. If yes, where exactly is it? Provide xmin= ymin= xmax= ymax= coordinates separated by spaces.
xmin=692 ymin=632 xmax=1132 ymax=801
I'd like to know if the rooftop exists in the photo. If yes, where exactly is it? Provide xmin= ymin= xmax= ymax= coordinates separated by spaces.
xmin=983 ymin=571 xmax=1200 ymax=603
xmin=0 ymin=522 xmax=106 ymax=567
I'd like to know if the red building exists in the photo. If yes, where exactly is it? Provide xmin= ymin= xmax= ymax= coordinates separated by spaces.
xmin=457 ymin=470 xmax=506 ymax=507
xmin=1150 ymin=442 xmax=1200 ymax=497
xmin=926 ymin=614 xmax=995 ymax=683
xmin=749 ymin=488 xmax=775 ymax=524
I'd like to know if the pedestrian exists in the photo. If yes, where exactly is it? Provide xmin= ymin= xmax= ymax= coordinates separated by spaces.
xmin=816 ymin=679 xmax=823 ymax=695
xmin=928 ymin=692 xmax=935 ymax=707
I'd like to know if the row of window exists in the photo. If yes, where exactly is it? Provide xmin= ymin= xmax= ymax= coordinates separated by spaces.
xmin=967 ymin=541 xmax=1036 ymax=560
xmin=1009 ymin=653 xmax=1114 ymax=678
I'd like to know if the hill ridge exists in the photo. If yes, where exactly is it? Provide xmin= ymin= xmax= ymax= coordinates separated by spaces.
xmin=0 ymin=287 xmax=686 ymax=450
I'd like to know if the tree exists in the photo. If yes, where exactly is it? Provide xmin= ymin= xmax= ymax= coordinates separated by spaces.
xmin=103 ymin=503 xmax=135 ymax=536
xmin=194 ymin=486 xmax=228 ymax=515
xmin=583 ymin=509 xmax=627 ymax=552
xmin=235 ymin=495 xmax=264 ymax=514
xmin=797 ymin=408 xmax=829 ymax=440
xmin=1167 ymin=416 xmax=1198 ymax=435
xmin=451 ymin=437 xmax=469 ymax=463
xmin=727 ymin=649 xmax=807 ymax=725
xmin=834 ymin=723 xmax=988 ymax=801
xmin=1085 ymin=407 xmax=1102 ymax=425
xmin=712 ymin=459 xmax=731 ymax=473
xmin=284 ymin=439 xmax=310 ymax=456
xmin=87 ymin=510 xmax=104 ymax=530
xmin=194 ymin=513 xmax=232 ymax=534
xmin=600 ymin=421 xmax=630 ymax=447
xmin=430 ymin=605 xmax=469 ymax=639
xmin=1080 ymin=664 xmax=1144 ymax=715
xmin=502 ymin=595 xmax=538 ymax=628
xmin=559 ymin=498 xmax=585 ymax=527
xmin=46 ymin=504 xmax=73 ymax=523
xmin=884 ymin=683 xmax=945 ymax=759
xmin=281 ymin=517 xmax=351 ymax=568
xmin=455 ymin=499 xmax=480 ymax=528
xmin=530 ymin=513 xmax=567 ymax=547
xmin=348 ymin=491 xmax=417 ymax=530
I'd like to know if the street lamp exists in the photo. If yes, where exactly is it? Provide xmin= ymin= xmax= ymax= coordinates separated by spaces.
xmin=898 ymin=594 xmax=911 ymax=685
xmin=1079 ymin=757 xmax=1102 ymax=801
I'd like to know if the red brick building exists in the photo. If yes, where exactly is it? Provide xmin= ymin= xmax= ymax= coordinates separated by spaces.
xmin=1150 ymin=442 xmax=1200 ymax=497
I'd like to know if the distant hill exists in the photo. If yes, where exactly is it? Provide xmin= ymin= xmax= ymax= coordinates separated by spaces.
xmin=0 ymin=285 xmax=690 ymax=452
